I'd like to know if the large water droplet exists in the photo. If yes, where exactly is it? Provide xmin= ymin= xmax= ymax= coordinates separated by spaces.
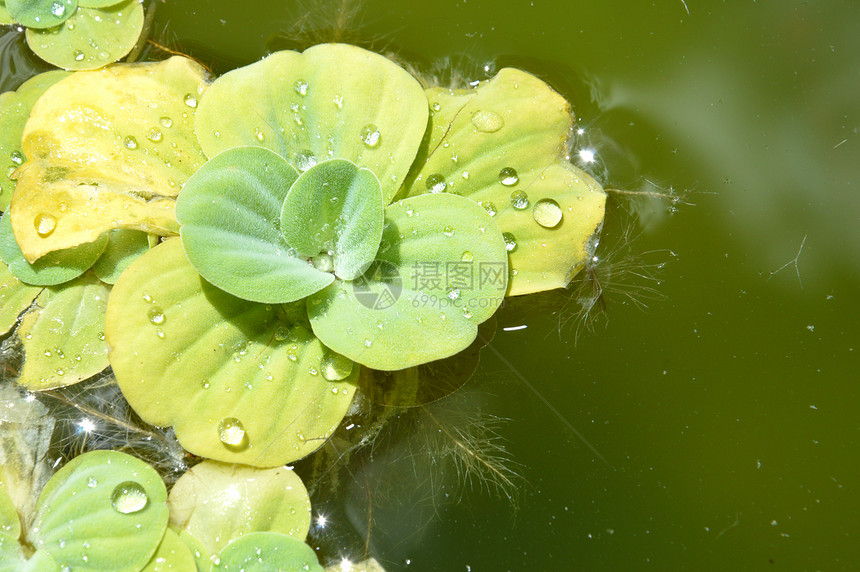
xmin=510 ymin=190 xmax=529 ymax=210
xmin=218 ymin=417 xmax=248 ymax=449
xmin=34 ymin=213 xmax=57 ymax=237
xmin=148 ymin=307 xmax=165 ymax=325
xmin=312 ymin=253 xmax=334 ymax=273
xmin=123 ymin=135 xmax=138 ymax=150
xmin=471 ymin=110 xmax=504 ymax=133
xmin=481 ymin=201 xmax=497 ymax=216
xmin=10 ymin=150 xmax=24 ymax=165
xmin=461 ymin=251 xmax=473 ymax=262
xmin=86 ymin=476 xmax=98 ymax=488
xmin=294 ymin=150 xmax=317 ymax=172
xmin=50 ymin=1 xmax=65 ymax=17
xmin=533 ymin=198 xmax=563 ymax=228
xmin=295 ymin=80 xmax=309 ymax=95
xmin=73 ymin=50 xmax=85 ymax=62
xmin=146 ymin=128 xmax=163 ymax=142
xmin=426 ymin=173 xmax=447 ymax=193
xmin=159 ymin=116 xmax=173 ymax=128
xmin=446 ymin=287 xmax=460 ymax=300
xmin=320 ymin=352 xmax=354 ymax=381
xmin=503 ymin=232 xmax=518 ymax=252
xmin=110 ymin=481 xmax=148 ymax=514
xmin=360 ymin=124 xmax=381 ymax=147
xmin=183 ymin=94 xmax=198 ymax=108
xmin=498 ymin=167 xmax=519 ymax=186
xmin=443 ymin=225 xmax=454 ymax=236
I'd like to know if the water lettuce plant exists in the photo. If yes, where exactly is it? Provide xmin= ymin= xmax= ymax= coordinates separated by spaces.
xmin=0 ymin=32 xmax=608 ymax=568
xmin=0 ymin=0 xmax=144 ymax=71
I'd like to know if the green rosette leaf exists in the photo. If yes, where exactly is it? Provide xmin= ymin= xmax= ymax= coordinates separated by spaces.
xmin=0 ymin=211 xmax=108 ymax=287
xmin=25 ymin=0 xmax=144 ymax=71
xmin=0 ymin=535 xmax=59 ymax=572
xmin=91 ymin=229 xmax=150 ymax=284
xmin=0 ymin=69 xmax=70 ymax=210
xmin=195 ymin=43 xmax=428 ymax=203
xmin=308 ymin=193 xmax=508 ymax=370
xmin=106 ymin=239 xmax=358 ymax=467
xmin=27 ymin=450 xmax=168 ymax=572
xmin=16 ymin=272 xmax=110 ymax=390
xmin=214 ymin=533 xmax=322 ymax=572
xmin=140 ymin=528 xmax=196 ymax=572
xmin=6 ymin=0 xmax=75 ymax=29
xmin=280 ymin=158 xmax=384 ymax=280
xmin=400 ymin=68 xmax=606 ymax=296
xmin=10 ymin=56 xmax=209 ymax=261
xmin=0 ymin=258 xmax=42 ymax=336
xmin=167 ymin=461 xmax=311 ymax=558
xmin=176 ymin=146 xmax=333 ymax=304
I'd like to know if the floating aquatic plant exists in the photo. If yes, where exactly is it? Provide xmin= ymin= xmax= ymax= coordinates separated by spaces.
xmin=0 ymin=26 xmax=610 ymax=568
xmin=1 ymin=0 xmax=145 ymax=71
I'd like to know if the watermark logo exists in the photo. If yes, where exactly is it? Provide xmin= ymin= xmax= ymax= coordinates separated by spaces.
xmin=352 ymin=260 xmax=402 ymax=310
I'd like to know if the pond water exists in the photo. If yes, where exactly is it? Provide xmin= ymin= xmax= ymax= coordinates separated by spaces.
xmin=6 ymin=0 xmax=859 ymax=569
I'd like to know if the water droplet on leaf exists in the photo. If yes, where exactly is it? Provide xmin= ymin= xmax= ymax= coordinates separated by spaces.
xmin=124 ymin=135 xmax=138 ymax=150
xmin=426 ymin=173 xmax=447 ymax=193
xmin=295 ymin=80 xmax=309 ymax=95
xmin=110 ymin=481 xmax=148 ymax=514
xmin=360 ymin=124 xmax=381 ymax=147
xmin=503 ymin=232 xmax=518 ymax=251
xmin=471 ymin=110 xmax=504 ymax=133
xmin=320 ymin=352 xmax=353 ymax=381
xmin=533 ymin=198 xmax=563 ymax=228
xmin=148 ymin=307 xmax=165 ymax=325
xmin=183 ymin=94 xmax=198 ymax=108
xmin=510 ymin=190 xmax=529 ymax=210
xmin=34 ymin=213 xmax=57 ymax=237
xmin=218 ymin=417 xmax=248 ymax=449
xmin=498 ymin=167 xmax=519 ymax=186
xmin=294 ymin=150 xmax=317 ymax=172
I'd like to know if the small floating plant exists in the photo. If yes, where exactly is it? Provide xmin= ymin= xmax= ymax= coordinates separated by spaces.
xmin=0 ymin=19 xmax=608 ymax=570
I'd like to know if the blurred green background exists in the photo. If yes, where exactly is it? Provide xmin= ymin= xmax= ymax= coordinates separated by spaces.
xmin=20 ymin=0 xmax=860 ymax=569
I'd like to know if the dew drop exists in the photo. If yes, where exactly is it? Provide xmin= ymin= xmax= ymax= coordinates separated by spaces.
xmin=363 ymin=339 xmax=372 ymax=348
xmin=446 ymin=287 xmax=460 ymax=300
xmin=123 ymin=135 xmax=138 ymax=150
xmin=443 ymin=225 xmax=454 ymax=236
xmin=461 ymin=251 xmax=473 ymax=262
xmin=471 ymin=110 xmax=504 ymax=133
xmin=110 ymin=481 xmax=148 ymax=514
xmin=201 ymin=379 xmax=210 ymax=389
xmin=218 ymin=417 xmax=248 ymax=449
xmin=533 ymin=198 xmax=563 ymax=228
xmin=431 ymin=102 xmax=441 ymax=112
xmin=294 ymin=150 xmax=317 ymax=172
xmin=147 ymin=307 xmax=165 ymax=325
xmin=159 ymin=116 xmax=173 ymax=128
xmin=34 ymin=213 xmax=57 ymax=237
xmin=481 ymin=201 xmax=497 ymax=216
xmin=87 ymin=476 xmax=98 ymax=488
xmin=320 ymin=352 xmax=354 ymax=381
xmin=274 ymin=326 xmax=289 ymax=341
xmin=73 ymin=50 xmax=85 ymax=62
xmin=462 ymin=307 xmax=473 ymax=318
xmin=183 ymin=94 xmax=198 ymax=108
xmin=255 ymin=128 xmax=265 ymax=141
xmin=50 ymin=1 xmax=65 ymax=17
xmin=425 ymin=173 xmax=447 ymax=193
xmin=9 ymin=150 xmax=24 ymax=165
xmin=503 ymin=232 xmax=518 ymax=252
xmin=295 ymin=80 xmax=309 ymax=95
xmin=498 ymin=167 xmax=519 ymax=186
xmin=510 ymin=190 xmax=529 ymax=210
xmin=146 ymin=128 xmax=163 ymax=142
xmin=360 ymin=124 xmax=381 ymax=147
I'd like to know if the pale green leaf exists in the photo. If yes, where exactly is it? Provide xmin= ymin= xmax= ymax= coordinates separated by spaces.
xmin=0 ymin=69 xmax=70 ymax=210
xmin=176 ymin=146 xmax=333 ymax=304
xmin=28 ymin=450 xmax=168 ymax=572
xmin=0 ymin=536 xmax=59 ymax=572
xmin=16 ymin=272 xmax=110 ymax=390
xmin=140 ymin=528 xmax=196 ymax=572
xmin=91 ymin=229 xmax=150 ymax=284
xmin=308 ymin=193 xmax=507 ymax=370
xmin=167 ymin=461 xmax=311 ymax=557
xmin=6 ymin=0 xmax=75 ymax=29
xmin=11 ymin=56 xmax=209 ymax=260
xmin=214 ymin=533 xmax=322 ymax=572
xmin=280 ymin=158 xmax=384 ymax=280
xmin=0 ymin=2 xmax=15 ymax=24
xmin=0 ymin=211 xmax=108 ymax=287
xmin=0 ymin=258 xmax=42 ymax=336
xmin=106 ymin=239 xmax=358 ymax=467
xmin=0 ymin=486 xmax=19 ymax=541
xmin=400 ymin=68 xmax=606 ymax=296
xmin=195 ymin=43 xmax=428 ymax=203
xmin=25 ymin=0 xmax=143 ymax=71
